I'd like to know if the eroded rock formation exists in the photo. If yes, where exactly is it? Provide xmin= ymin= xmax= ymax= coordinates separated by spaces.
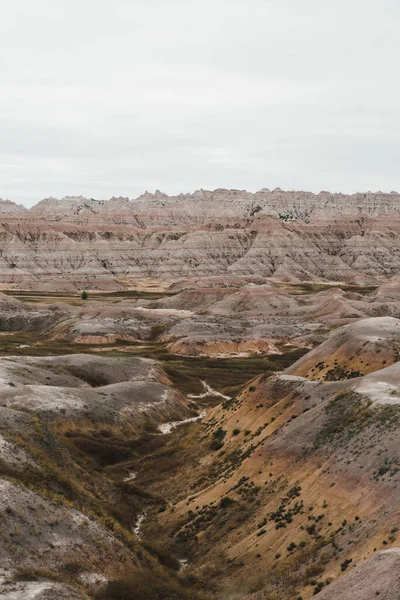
xmin=0 ymin=189 xmax=400 ymax=288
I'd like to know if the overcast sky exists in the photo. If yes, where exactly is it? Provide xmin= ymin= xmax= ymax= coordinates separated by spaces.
xmin=1 ymin=0 xmax=399 ymax=206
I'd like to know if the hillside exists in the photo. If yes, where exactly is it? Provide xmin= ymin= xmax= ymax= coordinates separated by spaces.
xmin=139 ymin=318 xmax=400 ymax=599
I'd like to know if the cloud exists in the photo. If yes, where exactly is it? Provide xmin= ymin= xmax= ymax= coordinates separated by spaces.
xmin=0 ymin=0 xmax=399 ymax=206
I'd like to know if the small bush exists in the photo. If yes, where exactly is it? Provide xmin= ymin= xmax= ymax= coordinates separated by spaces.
xmin=210 ymin=428 xmax=226 ymax=450
xmin=340 ymin=558 xmax=353 ymax=571
xmin=257 ymin=528 xmax=267 ymax=537
xmin=220 ymin=496 xmax=235 ymax=509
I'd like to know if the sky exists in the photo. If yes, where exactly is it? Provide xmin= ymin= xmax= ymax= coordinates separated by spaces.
xmin=1 ymin=0 xmax=400 ymax=207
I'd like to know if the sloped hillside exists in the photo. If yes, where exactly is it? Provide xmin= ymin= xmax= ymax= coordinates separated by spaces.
xmin=140 ymin=318 xmax=400 ymax=599
xmin=317 ymin=549 xmax=400 ymax=600
xmin=0 ymin=354 xmax=206 ymax=599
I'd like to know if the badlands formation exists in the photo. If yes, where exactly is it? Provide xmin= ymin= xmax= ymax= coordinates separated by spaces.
xmin=0 ymin=190 xmax=398 ymax=599
xmin=0 ymin=189 xmax=400 ymax=289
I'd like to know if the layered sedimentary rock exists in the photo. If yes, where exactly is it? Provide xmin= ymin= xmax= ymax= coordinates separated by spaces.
xmin=0 ymin=189 xmax=400 ymax=288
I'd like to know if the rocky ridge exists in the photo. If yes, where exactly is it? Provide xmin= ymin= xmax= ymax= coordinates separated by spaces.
xmin=0 ymin=189 xmax=400 ymax=288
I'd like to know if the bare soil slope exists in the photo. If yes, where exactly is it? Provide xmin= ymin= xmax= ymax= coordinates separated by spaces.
xmin=317 ymin=549 xmax=400 ymax=600
xmin=141 ymin=317 xmax=400 ymax=599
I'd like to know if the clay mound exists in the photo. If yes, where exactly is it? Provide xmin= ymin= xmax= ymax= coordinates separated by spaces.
xmin=308 ymin=296 xmax=364 ymax=319
xmin=14 ymin=278 xmax=80 ymax=293
xmin=375 ymin=281 xmax=400 ymax=301
xmin=207 ymin=287 xmax=300 ymax=317
xmin=152 ymin=288 xmax=237 ymax=312
xmin=0 ymin=354 xmax=162 ymax=388
xmin=0 ymin=355 xmax=190 ymax=428
xmin=0 ymin=292 xmax=26 ymax=310
xmin=286 ymin=317 xmax=400 ymax=380
xmin=0 ymin=294 xmax=68 ymax=335
xmin=60 ymin=315 xmax=163 ymax=344
xmin=317 ymin=549 xmax=400 ymax=600
xmin=169 ymin=337 xmax=274 ymax=357
xmin=21 ymin=354 xmax=164 ymax=386
xmin=54 ymin=298 xmax=191 ymax=344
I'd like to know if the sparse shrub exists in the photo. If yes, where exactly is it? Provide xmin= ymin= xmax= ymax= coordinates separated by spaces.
xmin=258 ymin=518 xmax=267 ymax=528
xmin=340 ymin=558 xmax=353 ymax=571
xmin=211 ymin=428 xmax=226 ymax=443
xmin=220 ymin=496 xmax=235 ymax=509
xmin=306 ymin=524 xmax=316 ymax=535
xmin=95 ymin=569 xmax=206 ymax=600
xmin=257 ymin=529 xmax=267 ymax=537
xmin=313 ymin=581 xmax=325 ymax=595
